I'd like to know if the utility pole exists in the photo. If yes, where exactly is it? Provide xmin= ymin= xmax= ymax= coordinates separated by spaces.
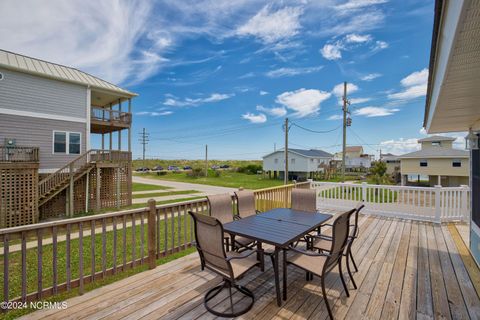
xmin=139 ymin=128 xmax=149 ymax=168
xmin=342 ymin=82 xmax=348 ymax=182
xmin=205 ymin=144 xmax=208 ymax=177
xmin=284 ymin=118 xmax=289 ymax=185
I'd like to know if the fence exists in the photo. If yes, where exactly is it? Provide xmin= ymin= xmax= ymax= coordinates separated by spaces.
xmin=312 ymin=181 xmax=470 ymax=222
xmin=0 ymin=183 xmax=300 ymax=305
xmin=0 ymin=146 xmax=39 ymax=163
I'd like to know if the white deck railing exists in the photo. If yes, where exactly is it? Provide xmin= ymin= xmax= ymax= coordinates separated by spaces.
xmin=311 ymin=181 xmax=470 ymax=222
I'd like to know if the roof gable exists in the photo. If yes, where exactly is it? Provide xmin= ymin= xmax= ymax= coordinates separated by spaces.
xmin=263 ymin=148 xmax=333 ymax=159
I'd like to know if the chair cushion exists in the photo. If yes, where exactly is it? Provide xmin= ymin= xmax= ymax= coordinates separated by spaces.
xmin=287 ymin=252 xmax=327 ymax=276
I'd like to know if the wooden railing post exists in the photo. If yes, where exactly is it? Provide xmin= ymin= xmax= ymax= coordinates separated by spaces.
xmin=434 ymin=185 xmax=442 ymax=222
xmin=362 ymin=182 xmax=367 ymax=202
xmin=148 ymin=199 xmax=157 ymax=269
xmin=460 ymin=185 xmax=469 ymax=222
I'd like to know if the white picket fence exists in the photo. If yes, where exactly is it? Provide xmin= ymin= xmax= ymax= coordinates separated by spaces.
xmin=311 ymin=181 xmax=470 ymax=222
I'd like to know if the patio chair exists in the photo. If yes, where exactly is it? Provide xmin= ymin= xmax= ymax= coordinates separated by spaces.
xmin=284 ymin=209 xmax=355 ymax=320
xmin=207 ymin=194 xmax=255 ymax=251
xmin=234 ymin=190 xmax=260 ymax=218
xmin=311 ymin=202 xmax=365 ymax=289
xmin=291 ymin=188 xmax=317 ymax=212
xmin=189 ymin=211 xmax=260 ymax=317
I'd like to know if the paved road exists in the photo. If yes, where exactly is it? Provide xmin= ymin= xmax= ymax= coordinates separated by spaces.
xmin=133 ymin=175 xmax=237 ymax=195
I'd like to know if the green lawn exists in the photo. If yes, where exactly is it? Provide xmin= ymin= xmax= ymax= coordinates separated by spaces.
xmin=319 ymin=186 xmax=398 ymax=203
xmin=0 ymin=210 xmax=200 ymax=319
xmin=132 ymin=182 xmax=171 ymax=192
xmin=136 ymin=171 xmax=284 ymax=190
xmin=132 ymin=190 xmax=200 ymax=199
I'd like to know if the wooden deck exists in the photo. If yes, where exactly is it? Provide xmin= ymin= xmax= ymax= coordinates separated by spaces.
xmin=25 ymin=215 xmax=480 ymax=320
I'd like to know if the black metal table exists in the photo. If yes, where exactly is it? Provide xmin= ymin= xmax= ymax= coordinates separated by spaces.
xmin=223 ymin=208 xmax=332 ymax=306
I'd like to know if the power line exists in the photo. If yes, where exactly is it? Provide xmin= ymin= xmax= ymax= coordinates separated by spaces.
xmin=291 ymin=122 xmax=342 ymax=134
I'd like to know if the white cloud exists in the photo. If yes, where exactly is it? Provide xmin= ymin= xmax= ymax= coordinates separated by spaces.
xmin=353 ymin=106 xmax=399 ymax=117
xmin=163 ymin=93 xmax=234 ymax=107
xmin=242 ymin=112 xmax=267 ymax=123
xmin=276 ymin=88 xmax=331 ymax=117
xmin=136 ymin=111 xmax=173 ymax=116
xmin=239 ymin=72 xmax=255 ymax=79
xmin=345 ymin=33 xmax=372 ymax=43
xmin=350 ymin=97 xmax=371 ymax=104
xmin=256 ymin=105 xmax=287 ymax=117
xmin=320 ymin=43 xmax=343 ymax=60
xmin=379 ymin=138 xmax=420 ymax=155
xmin=335 ymin=0 xmax=388 ymax=11
xmin=372 ymin=40 xmax=388 ymax=51
xmin=236 ymin=5 xmax=303 ymax=44
xmin=327 ymin=114 xmax=343 ymax=120
xmin=360 ymin=73 xmax=381 ymax=81
xmin=388 ymin=68 xmax=429 ymax=100
xmin=332 ymin=83 xmax=359 ymax=97
xmin=265 ymin=66 xmax=323 ymax=78
xmin=419 ymin=127 xmax=427 ymax=135
xmin=260 ymin=90 xmax=269 ymax=95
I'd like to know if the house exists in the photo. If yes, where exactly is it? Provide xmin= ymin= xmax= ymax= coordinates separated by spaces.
xmin=334 ymin=146 xmax=373 ymax=169
xmin=398 ymin=136 xmax=469 ymax=187
xmin=0 ymin=49 xmax=137 ymax=227
xmin=379 ymin=152 xmax=400 ymax=175
xmin=262 ymin=148 xmax=333 ymax=180
xmin=423 ymin=0 xmax=480 ymax=265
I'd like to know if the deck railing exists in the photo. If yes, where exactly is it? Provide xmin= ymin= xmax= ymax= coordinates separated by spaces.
xmin=91 ymin=107 xmax=132 ymax=126
xmin=0 ymin=146 xmax=39 ymax=163
xmin=0 ymin=183 xmax=302 ymax=305
xmin=312 ymin=181 xmax=470 ymax=222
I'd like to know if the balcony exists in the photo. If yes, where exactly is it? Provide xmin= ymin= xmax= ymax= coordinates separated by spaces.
xmin=90 ymin=106 xmax=132 ymax=134
xmin=0 ymin=146 xmax=39 ymax=163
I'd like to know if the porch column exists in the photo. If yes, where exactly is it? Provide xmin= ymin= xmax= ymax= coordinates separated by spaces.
xmin=109 ymin=103 xmax=113 ymax=151
xmin=118 ymin=99 xmax=122 ymax=151
xmin=128 ymin=98 xmax=132 ymax=153
xmin=401 ymin=174 xmax=406 ymax=186
xmin=437 ymin=175 xmax=442 ymax=186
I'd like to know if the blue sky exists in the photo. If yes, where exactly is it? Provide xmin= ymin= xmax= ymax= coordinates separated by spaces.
xmin=3 ymin=0 xmax=462 ymax=160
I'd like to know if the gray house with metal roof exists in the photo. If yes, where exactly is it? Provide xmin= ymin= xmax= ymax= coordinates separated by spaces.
xmin=262 ymin=148 xmax=333 ymax=180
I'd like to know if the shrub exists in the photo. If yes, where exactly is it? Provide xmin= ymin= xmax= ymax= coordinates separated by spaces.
xmin=187 ymin=167 xmax=205 ymax=178
xmin=214 ymin=170 xmax=221 ymax=177
xmin=156 ymin=171 xmax=167 ymax=176
xmin=237 ymin=164 xmax=262 ymax=175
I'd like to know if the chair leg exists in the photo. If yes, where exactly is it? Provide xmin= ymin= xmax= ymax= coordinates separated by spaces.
xmin=346 ymin=249 xmax=357 ymax=289
xmin=338 ymin=259 xmax=350 ymax=297
xmin=349 ymin=250 xmax=358 ymax=272
xmin=321 ymin=276 xmax=334 ymax=320
xmin=228 ymin=283 xmax=234 ymax=313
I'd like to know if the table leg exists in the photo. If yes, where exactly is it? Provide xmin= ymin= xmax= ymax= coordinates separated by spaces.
xmin=283 ymin=248 xmax=287 ymax=301
xmin=274 ymin=247 xmax=281 ymax=307
xmin=257 ymin=242 xmax=264 ymax=272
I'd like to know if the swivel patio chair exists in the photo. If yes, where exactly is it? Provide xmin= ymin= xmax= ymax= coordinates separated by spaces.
xmin=207 ymin=194 xmax=255 ymax=251
xmin=234 ymin=190 xmax=260 ymax=218
xmin=284 ymin=209 xmax=355 ymax=320
xmin=311 ymin=202 xmax=365 ymax=289
xmin=291 ymin=188 xmax=317 ymax=212
xmin=189 ymin=211 xmax=260 ymax=317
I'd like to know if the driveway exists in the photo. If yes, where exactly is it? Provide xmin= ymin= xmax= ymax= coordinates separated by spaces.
xmin=133 ymin=175 xmax=237 ymax=196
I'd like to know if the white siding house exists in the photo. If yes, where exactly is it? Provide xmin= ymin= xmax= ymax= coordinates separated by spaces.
xmin=263 ymin=148 xmax=333 ymax=180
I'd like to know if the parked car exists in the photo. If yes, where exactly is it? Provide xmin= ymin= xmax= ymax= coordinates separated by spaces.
xmin=152 ymin=165 xmax=164 ymax=171
xmin=183 ymin=166 xmax=192 ymax=170
xmin=136 ymin=167 xmax=150 ymax=172
xmin=211 ymin=165 xmax=220 ymax=170
xmin=168 ymin=165 xmax=180 ymax=171
xmin=220 ymin=164 xmax=230 ymax=169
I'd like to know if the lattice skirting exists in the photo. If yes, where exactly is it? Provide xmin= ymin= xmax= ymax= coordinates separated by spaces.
xmin=0 ymin=164 xmax=39 ymax=228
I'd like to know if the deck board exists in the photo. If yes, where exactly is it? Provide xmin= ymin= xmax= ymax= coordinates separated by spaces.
xmin=24 ymin=216 xmax=480 ymax=320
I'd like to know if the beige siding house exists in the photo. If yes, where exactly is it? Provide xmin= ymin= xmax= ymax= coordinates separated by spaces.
xmin=399 ymin=136 xmax=469 ymax=186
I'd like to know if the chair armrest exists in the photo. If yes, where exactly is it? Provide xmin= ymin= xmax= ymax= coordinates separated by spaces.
xmin=310 ymin=234 xmax=333 ymax=241
xmin=287 ymin=245 xmax=331 ymax=257
xmin=322 ymin=223 xmax=334 ymax=227
xmin=255 ymin=210 xmax=261 ymax=214
xmin=226 ymin=249 xmax=259 ymax=261
xmin=233 ymin=214 xmax=242 ymax=221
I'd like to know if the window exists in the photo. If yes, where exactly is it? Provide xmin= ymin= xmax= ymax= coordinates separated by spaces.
xmin=53 ymin=131 xmax=81 ymax=155
xmin=54 ymin=132 xmax=66 ymax=153
xmin=69 ymin=133 xmax=81 ymax=154
xmin=420 ymin=159 xmax=428 ymax=167
xmin=452 ymin=159 xmax=462 ymax=167
xmin=432 ymin=141 xmax=441 ymax=147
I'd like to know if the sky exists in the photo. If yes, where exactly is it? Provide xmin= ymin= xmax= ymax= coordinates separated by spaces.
xmin=0 ymin=0 xmax=467 ymax=160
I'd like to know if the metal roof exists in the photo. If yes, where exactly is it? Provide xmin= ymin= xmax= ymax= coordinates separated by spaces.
xmin=0 ymin=49 xmax=137 ymax=98
xmin=263 ymin=148 xmax=333 ymax=159
xmin=418 ymin=135 xmax=456 ymax=142
xmin=399 ymin=147 xmax=469 ymax=159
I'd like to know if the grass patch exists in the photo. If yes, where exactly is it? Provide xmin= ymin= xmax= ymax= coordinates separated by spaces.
xmin=132 ymin=190 xmax=200 ymax=199
xmin=132 ymin=183 xmax=171 ymax=192
xmin=319 ymin=186 xmax=398 ymax=203
xmin=135 ymin=171 xmax=284 ymax=190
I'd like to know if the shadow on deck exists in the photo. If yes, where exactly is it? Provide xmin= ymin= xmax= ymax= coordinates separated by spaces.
xmin=25 ymin=215 xmax=480 ymax=320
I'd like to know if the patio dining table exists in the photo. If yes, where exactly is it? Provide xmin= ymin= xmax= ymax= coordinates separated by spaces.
xmin=223 ymin=208 xmax=332 ymax=307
